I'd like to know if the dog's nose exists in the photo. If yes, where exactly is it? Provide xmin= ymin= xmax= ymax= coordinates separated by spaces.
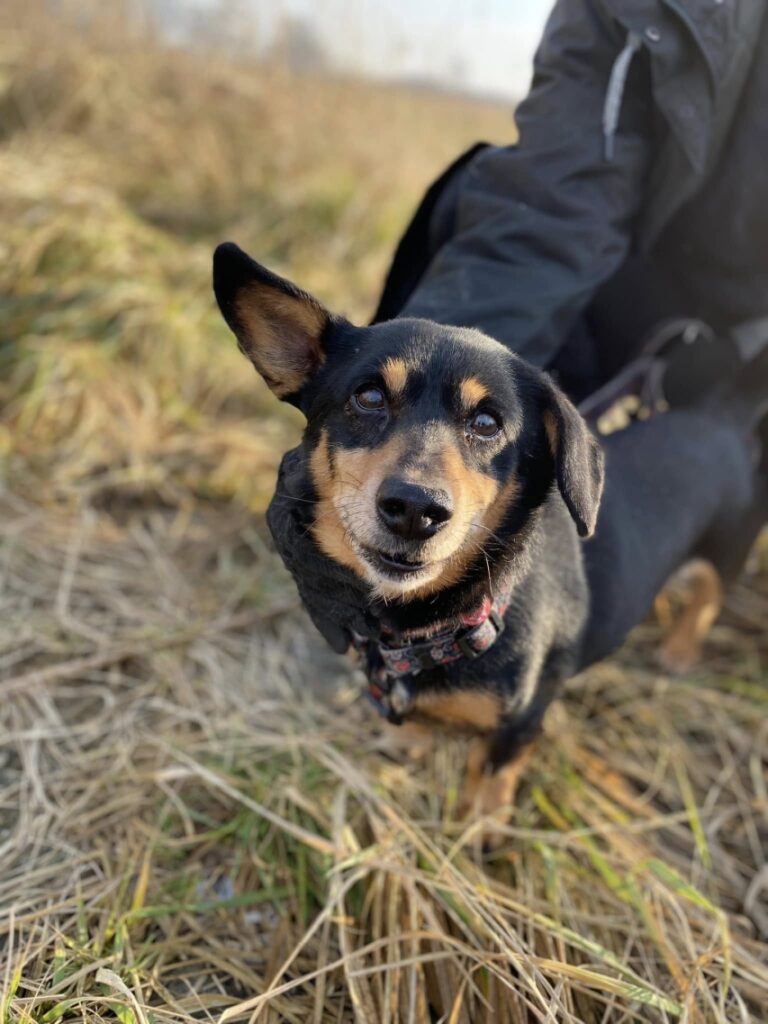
xmin=376 ymin=479 xmax=453 ymax=541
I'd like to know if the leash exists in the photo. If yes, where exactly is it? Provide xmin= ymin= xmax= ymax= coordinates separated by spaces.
xmin=351 ymin=585 xmax=512 ymax=724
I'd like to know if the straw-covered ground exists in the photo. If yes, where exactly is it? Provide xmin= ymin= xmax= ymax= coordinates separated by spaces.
xmin=2 ymin=7 xmax=767 ymax=1023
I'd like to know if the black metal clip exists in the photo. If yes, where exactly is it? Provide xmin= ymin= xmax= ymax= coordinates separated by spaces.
xmin=457 ymin=609 xmax=505 ymax=660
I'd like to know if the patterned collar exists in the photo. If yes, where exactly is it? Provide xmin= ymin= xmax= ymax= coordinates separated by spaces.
xmin=351 ymin=585 xmax=512 ymax=723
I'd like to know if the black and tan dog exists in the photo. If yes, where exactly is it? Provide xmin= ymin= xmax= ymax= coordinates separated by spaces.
xmin=213 ymin=242 xmax=768 ymax=830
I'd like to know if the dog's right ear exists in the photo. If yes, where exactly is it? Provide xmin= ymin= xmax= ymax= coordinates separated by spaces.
xmin=213 ymin=242 xmax=338 ymax=403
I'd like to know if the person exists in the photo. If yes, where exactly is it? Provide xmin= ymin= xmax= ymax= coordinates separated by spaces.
xmin=266 ymin=0 xmax=768 ymax=656
xmin=374 ymin=0 xmax=768 ymax=407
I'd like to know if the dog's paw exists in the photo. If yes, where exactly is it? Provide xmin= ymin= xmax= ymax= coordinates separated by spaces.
xmin=457 ymin=751 xmax=532 ymax=853
xmin=457 ymin=797 xmax=509 ymax=854
xmin=377 ymin=720 xmax=435 ymax=762
xmin=655 ymin=636 xmax=702 ymax=676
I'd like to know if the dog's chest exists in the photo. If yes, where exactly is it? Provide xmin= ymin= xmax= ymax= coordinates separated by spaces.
xmin=406 ymin=689 xmax=503 ymax=733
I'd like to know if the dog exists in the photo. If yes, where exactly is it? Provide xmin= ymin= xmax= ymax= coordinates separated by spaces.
xmin=213 ymin=241 xmax=768 ymax=834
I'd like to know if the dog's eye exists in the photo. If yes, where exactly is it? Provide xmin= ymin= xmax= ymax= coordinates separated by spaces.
xmin=469 ymin=411 xmax=501 ymax=438
xmin=353 ymin=386 xmax=386 ymax=412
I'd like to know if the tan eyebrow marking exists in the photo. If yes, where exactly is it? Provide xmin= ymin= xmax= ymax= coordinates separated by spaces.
xmin=459 ymin=377 xmax=489 ymax=408
xmin=381 ymin=357 xmax=409 ymax=397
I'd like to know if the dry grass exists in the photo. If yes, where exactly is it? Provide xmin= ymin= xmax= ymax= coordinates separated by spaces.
xmin=1 ymin=7 xmax=767 ymax=1023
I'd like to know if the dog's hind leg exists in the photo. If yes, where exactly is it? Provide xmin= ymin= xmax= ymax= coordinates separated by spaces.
xmin=655 ymin=559 xmax=723 ymax=675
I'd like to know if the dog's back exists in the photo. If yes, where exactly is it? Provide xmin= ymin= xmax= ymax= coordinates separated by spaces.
xmin=579 ymin=355 xmax=768 ymax=668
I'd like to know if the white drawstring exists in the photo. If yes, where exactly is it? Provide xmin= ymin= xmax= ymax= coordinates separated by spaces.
xmin=603 ymin=31 xmax=643 ymax=160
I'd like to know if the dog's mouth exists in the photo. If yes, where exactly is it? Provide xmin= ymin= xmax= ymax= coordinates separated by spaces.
xmin=362 ymin=547 xmax=432 ymax=578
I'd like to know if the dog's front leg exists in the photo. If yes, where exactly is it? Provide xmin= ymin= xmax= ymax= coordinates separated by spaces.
xmin=458 ymin=732 xmax=538 ymax=838
xmin=458 ymin=660 xmax=569 ymax=850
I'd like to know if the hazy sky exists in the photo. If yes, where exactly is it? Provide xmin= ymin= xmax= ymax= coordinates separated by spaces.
xmin=309 ymin=0 xmax=553 ymax=98
xmin=186 ymin=1 xmax=554 ymax=99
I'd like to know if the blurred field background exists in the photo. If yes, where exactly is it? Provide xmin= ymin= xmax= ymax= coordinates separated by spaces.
xmin=1 ymin=2 xmax=767 ymax=1022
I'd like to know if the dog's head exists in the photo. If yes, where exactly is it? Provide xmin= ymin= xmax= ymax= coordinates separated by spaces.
xmin=214 ymin=242 xmax=604 ymax=601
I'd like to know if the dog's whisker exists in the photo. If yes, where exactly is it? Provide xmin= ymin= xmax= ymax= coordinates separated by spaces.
xmin=273 ymin=491 xmax=318 ymax=505
xmin=471 ymin=522 xmax=506 ymax=546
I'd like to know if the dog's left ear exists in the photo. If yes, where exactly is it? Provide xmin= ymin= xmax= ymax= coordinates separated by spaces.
xmin=213 ymin=241 xmax=338 ymax=403
xmin=542 ymin=381 xmax=605 ymax=538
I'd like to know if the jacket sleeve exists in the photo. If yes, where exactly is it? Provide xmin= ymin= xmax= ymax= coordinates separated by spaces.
xmin=401 ymin=0 xmax=654 ymax=367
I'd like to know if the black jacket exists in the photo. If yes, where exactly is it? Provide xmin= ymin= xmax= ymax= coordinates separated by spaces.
xmin=394 ymin=0 xmax=766 ymax=368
